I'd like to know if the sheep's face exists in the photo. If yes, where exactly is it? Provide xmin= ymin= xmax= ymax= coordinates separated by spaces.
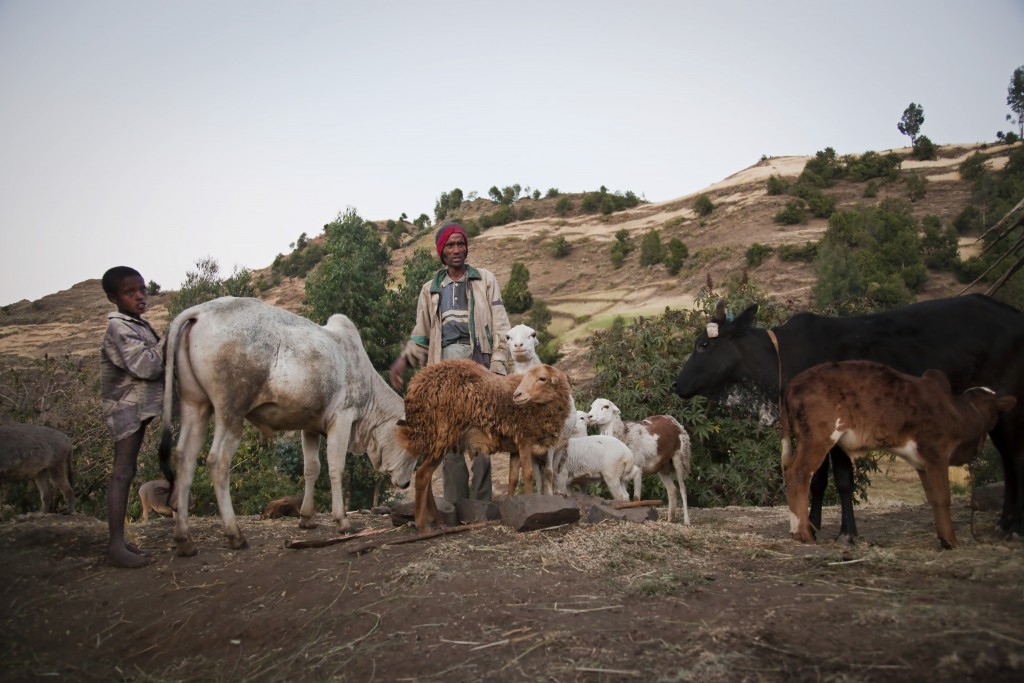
xmin=586 ymin=398 xmax=619 ymax=427
xmin=506 ymin=324 xmax=538 ymax=362
xmin=512 ymin=364 xmax=562 ymax=405
xmin=570 ymin=410 xmax=588 ymax=438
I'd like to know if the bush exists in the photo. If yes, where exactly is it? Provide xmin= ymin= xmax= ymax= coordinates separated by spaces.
xmin=693 ymin=194 xmax=715 ymax=217
xmin=959 ymin=152 xmax=989 ymax=181
xmin=639 ymin=229 xmax=665 ymax=266
xmin=664 ymin=238 xmax=689 ymax=275
xmin=846 ymin=151 xmax=902 ymax=182
xmin=805 ymin=191 xmax=836 ymax=218
xmin=745 ymin=243 xmax=773 ymax=268
xmin=920 ymin=215 xmax=960 ymax=271
xmin=863 ymin=180 xmax=879 ymax=198
xmin=911 ymin=135 xmax=937 ymax=161
xmin=905 ymin=172 xmax=928 ymax=202
xmin=610 ymin=241 xmax=625 ymax=268
xmin=555 ymin=196 xmax=574 ymax=216
xmin=774 ymin=200 xmax=806 ymax=225
xmin=776 ymin=242 xmax=818 ymax=262
xmin=766 ymin=175 xmax=789 ymax=195
xmin=546 ymin=188 xmax=560 ymax=198
xmin=798 ymin=147 xmax=845 ymax=187
xmin=550 ymin=236 xmax=571 ymax=258
xmin=953 ymin=205 xmax=982 ymax=235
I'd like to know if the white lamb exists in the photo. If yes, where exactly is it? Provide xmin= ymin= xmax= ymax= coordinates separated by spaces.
xmin=555 ymin=411 xmax=638 ymax=502
xmin=587 ymin=398 xmax=691 ymax=524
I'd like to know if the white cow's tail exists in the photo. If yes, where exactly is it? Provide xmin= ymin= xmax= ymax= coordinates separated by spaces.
xmin=157 ymin=311 xmax=196 ymax=489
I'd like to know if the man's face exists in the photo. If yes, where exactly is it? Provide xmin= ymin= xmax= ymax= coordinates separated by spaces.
xmin=443 ymin=233 xmax=468 ymax=269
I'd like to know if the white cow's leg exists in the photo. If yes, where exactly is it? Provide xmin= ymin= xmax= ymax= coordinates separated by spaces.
xmin=206 ymin=417 xmax=246 ymax=550
xmin=172 ymin=403 xmax=209 ymax=556
xmin=326 ymin=411 xmax=355 ymax=533
xmin=299 ymin=430 xmax=321 ymax=529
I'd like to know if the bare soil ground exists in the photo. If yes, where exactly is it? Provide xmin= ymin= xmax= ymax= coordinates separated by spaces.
xmin=2 ymin=495 xmax=1023 ymax=683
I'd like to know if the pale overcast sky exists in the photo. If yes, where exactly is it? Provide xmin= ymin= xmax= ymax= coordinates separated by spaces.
xmin=1 ymin=0 xmax=1022 ymax=305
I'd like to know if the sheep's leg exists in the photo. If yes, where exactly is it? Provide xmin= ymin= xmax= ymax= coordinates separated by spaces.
xmin=49 ymin=451 xmax=74 ymax=514
xmin=33 ymin=473 xmax=54 ymax=514
xmin=631 ymin=469 xmax=642 ymax=501
xmin=206 ymin=417 xmax=246 ymax=550
xmin=519 ymin=447 xmax=535 ymax=494
xmin=507 ymin=453 xmax=520 ymax=496
xmin=917 ymin=463 xmax=956 ymax=549
xmin=298 ymin=430 xmax=321 ymax=529
xmin=657 ymin=471 xmax=678 ymax=522
xmin=605 ymin=472 xmax=630 ymax=502
xmin=672 ymin=455 xmax=690 ymax=526
xmin=414 ymin=456 xmax=443 ymax=534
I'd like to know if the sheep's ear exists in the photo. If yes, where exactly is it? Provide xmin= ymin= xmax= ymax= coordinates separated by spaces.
xmin=613 ymin=405 xmax=621 ymax=417
xmin=712 ymin=298 xmax=729 ymax=322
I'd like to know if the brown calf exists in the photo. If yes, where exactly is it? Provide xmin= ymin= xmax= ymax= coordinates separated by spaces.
xmin=138 ymin=479 xmax=195 ymax=521
xmin=781 ymin=360 xmax=1015 ymax=549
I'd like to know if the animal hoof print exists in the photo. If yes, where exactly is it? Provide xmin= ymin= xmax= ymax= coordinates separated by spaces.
xmin=176 ymin=541 xmax=198 ymax=557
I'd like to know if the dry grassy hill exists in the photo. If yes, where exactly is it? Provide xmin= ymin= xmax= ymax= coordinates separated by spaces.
xmin=0 ymin=142 xmax=1014 ymax=380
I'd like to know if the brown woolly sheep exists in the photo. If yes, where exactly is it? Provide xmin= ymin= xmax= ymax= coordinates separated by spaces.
xmin=396 ymin=359 xmax=573 ymax=533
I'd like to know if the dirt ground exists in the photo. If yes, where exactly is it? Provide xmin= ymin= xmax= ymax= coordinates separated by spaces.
xmin=2 ymin=494 xmax=1023 ymax=683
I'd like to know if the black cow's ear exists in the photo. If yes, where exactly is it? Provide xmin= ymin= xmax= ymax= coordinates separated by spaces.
xmin=733 ymin=304 xmax=759 ymax=331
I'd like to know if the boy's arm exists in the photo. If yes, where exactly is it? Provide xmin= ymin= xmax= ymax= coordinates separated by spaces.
xmin=104 ymin=321 xmax=164 ymax=381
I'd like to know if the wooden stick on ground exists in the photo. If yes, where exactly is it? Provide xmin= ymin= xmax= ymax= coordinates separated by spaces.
xmin=612 ymin=500 xmax=663 ymax=509
xmin=347 ymin=519 xmax=502 ymax=555
xmin=284 ymin=526 xmax=395 ymax=550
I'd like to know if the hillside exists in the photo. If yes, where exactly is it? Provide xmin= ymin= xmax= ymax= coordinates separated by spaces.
xmin=0 ymin=142 xmax=1015 ymax=382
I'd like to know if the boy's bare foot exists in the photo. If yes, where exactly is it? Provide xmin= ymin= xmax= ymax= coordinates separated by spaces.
xmin=107 ymin=545 xmax=155 ymax=568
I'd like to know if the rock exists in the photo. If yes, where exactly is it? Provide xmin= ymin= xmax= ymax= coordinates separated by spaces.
xmin=971 ymin=482 xmax=1004 ymax=512
xmin=455 ymin=499 xmax=501 ymax=524
xmin=499 ymin=494 xmax=580 ymax=531
xmin=388 ymin=499 xmax=458 ymax=527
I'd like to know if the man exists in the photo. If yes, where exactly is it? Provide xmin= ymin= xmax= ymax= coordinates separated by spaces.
xmin=389 ymin=221 xmax=511 ymax=501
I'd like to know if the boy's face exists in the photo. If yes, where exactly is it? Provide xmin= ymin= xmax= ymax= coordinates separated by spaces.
xmin=107 ymin=275 xmax=148 ymax=319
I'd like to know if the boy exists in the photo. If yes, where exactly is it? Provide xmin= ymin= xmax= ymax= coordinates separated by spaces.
xmin=100 ymin=266 xmax=164 ymax=568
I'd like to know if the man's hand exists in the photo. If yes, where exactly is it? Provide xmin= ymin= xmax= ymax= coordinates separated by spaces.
xmin=389 ymin=356 xmax=408 ymax=390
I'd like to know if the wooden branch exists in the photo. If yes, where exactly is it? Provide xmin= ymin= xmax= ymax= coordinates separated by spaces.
xmin=347 ymin=520 xmax=502 ymax=555
xmin=612 ymin=500 xmax=663 ymax=509
xmin=284 ymin=526 xmax=394 ymax=550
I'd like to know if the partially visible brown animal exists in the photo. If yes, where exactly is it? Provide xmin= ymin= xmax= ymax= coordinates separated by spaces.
xmin=0 ymin=424 xmax=74 ymax=514
xmin=781 ymin=361 xmax=1016 ymax=549
xmin=262 ymin=495 xmax=303 ymax=519
xmin=138 ymin=479 xmax=195 ymax=521
xmin=396 ymin=360 xmax=573 ymax=533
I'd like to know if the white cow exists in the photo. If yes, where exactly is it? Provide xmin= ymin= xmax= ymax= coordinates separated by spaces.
xmin=158 ymin=297 xmax=416 ymax=556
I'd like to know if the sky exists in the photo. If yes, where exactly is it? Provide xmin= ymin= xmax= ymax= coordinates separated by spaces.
xmin=1 ymin=1 xmax=1022 ymax=305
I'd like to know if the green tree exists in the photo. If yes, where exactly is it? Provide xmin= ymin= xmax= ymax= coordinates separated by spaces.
xmin=170 ymin=257 xmax=228 ymax=317
xmin=898 ymin=102 xmax=925 ymax=146
xmin=304 ymin=208 xmax=394 ymax=369
xmin=639 ymin=229 xmax=665 ymax=266
xmin=1007 ymin=65 xmax=1024 ymax=138
xmin=502 ymin=261 xmax=533 ymax=314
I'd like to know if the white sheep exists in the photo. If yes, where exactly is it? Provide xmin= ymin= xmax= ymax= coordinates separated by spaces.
xmin=555 ymin=411 xmax=638 ymax=501
xmin=587 ymin=398 xmax=691 ymax=524
xmin=506 ymin=323 xmax=541 ymax=374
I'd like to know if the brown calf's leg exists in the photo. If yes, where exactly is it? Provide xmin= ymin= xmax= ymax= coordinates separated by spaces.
xmin=917 ymin=465 xmax=957 ymax=549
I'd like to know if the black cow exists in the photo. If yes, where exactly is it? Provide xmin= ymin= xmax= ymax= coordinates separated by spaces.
xmin=672 ymin=294 xmax=1024 ymax=540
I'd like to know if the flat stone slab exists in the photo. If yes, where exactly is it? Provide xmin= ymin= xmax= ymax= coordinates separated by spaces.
xmin=388 ymin=498 xmax=458 ymax=527
xmin=456 ymin=498 xmax=501 ymax=524
xmin=499 ymin=494 xmax=580 ymax=531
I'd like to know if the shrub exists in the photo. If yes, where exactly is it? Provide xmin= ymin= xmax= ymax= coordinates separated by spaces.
xmin=555 ymin=196 xmax=574 ymax=216
xmin=863 ymin=180 xmax=879 ymax=198
xmin=664 ymin=238 xmax=689 ymax=275
xmin=958 ymin=152 xmax=989 ymax=181
xmin=776 ymin=242 xmax=818 ymax=262
xmin=614 ymin=228 xmax=634 ymax=254
xmin=953 ymin=205 xmax=982 ymax=235
xmin=846 ymin=151 xmax=902 ymax=181
xmin=693 ymin=194 xmax=715 ymax=217
xmin=911 ymin=135 xmax=937 ymax=161
xmin=798 ymin=147 xmax=845 ymax=187
xmin=774 ymin=200 xmax=806 ymax=225
xmin=805 ymin=191 xmax=836 ymax=218
xmin=766 ymin=174 xmax=789 ymax=195
xmin=639 ymin=229 xmax=665 ymax=266
xmin=546 ymin=188 xmax=560 ymax=198
xmin=920 ymin=215 xmax=960 ymax=271
xmin=905 ymin=172 xmax=928 ymax=202
xmin=745 ymin=243 xmax=773 ymax=268
xmin=610 ymin=241 xmax=625 ymax=268
xmin=550 ymin=236 xmax=571 ymax=258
